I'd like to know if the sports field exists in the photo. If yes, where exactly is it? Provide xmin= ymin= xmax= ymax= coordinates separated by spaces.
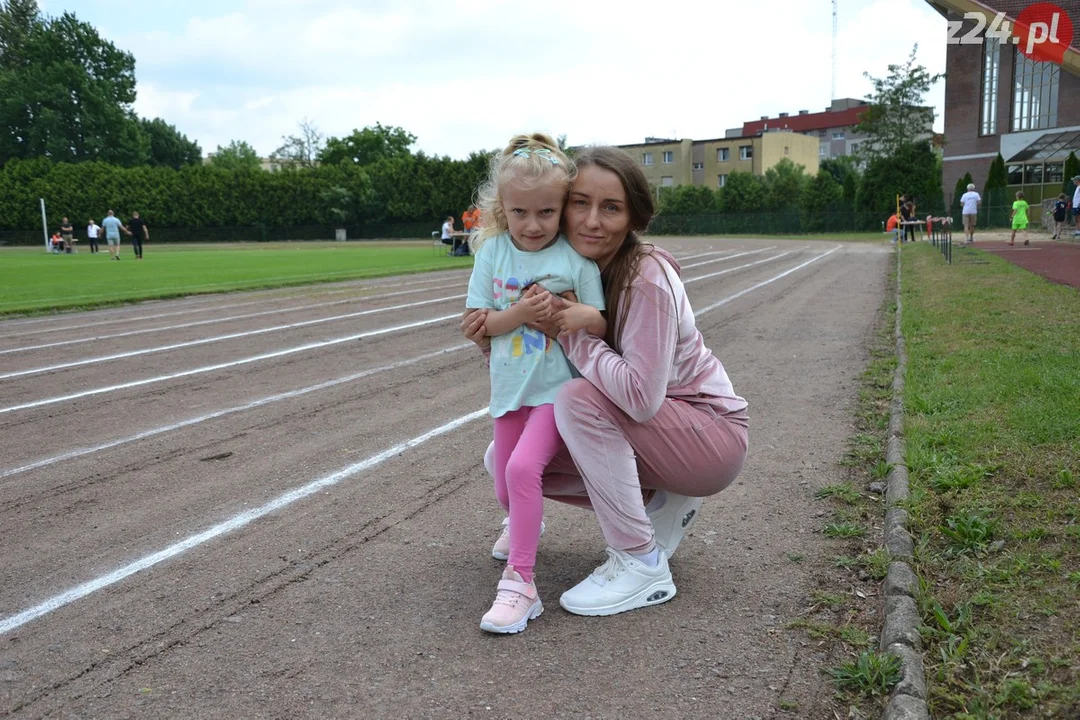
xmin=0 ymin=242 xmax=473 ymax=315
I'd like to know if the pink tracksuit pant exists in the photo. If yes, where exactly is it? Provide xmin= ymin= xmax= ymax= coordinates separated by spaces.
xmin=487 ymin=378 xmax=749 ymax=555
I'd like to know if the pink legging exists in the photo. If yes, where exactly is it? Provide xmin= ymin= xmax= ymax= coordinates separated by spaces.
xmin=492 ymin=404 xmax=562 ymax=582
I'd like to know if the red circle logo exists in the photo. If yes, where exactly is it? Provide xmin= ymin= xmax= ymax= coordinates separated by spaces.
xmin=1013 ymin=2 xmax=1074 ymax=64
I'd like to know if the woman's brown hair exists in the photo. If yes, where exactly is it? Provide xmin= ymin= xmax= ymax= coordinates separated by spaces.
xmin=571 ymin=146 xmax=656 ymax=353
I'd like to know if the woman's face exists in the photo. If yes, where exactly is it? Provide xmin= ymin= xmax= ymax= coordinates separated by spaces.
xmin=564 ymin=165 xmax=632 ymax=270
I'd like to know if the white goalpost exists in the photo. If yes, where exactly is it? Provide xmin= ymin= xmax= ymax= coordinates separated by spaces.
xmin=40 ymin=198 xmax=49 ymax=253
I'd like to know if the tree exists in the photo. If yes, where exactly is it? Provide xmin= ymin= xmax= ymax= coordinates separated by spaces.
xmin=319 ymin=123 xmax=416 ymax=166
xmin=855 ymin=45 xmax=944 ymax=161
xmin=272 ymin=118 xmax=324 ymax=168
xmin=855 ymin=141 xmax=941 ymax=219
xmin=716 ymin=172 xmax=766 ymax=213
xmin=763 ymin=158 xmax=809 ymax=210
xmin=0 ymin=9 xmax=147 ymax=166
xmin=141 ymin=117 xmax=201 ymax=169
xmin=657 ymin=184 xmax=718 ymax=214
xmin=319 ymin=185 xmax=352 ymax=226
xmin=0 ymin=0 xmax=39 ymax=69
xmin=1062 ymin=151 xmax=1079 ymax=197
xmin=951 ymin=171 xmax=973 ymax=217
xmin=801 ymin=170 xmax=844 ymax=231
xmin=983 ymin=153 xmax=1009 ymax=226
xmin=210 ymin=140 xmax=260 ymax=171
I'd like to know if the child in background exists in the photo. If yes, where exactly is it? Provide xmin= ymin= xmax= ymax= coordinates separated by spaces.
xmin=885 ymin=212 xmax=900 ymax=244
xmin=1010 ymin=191 xmax=1030 ymax=246
xmin=1052 ymin=194 xmax=1068 ymax=240
xmin=466 ymin=133 xmax=606 ymax=634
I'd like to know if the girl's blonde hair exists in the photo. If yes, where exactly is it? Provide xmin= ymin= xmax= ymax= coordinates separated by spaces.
xmin=472 ymin=133 xmax=575 ymax=246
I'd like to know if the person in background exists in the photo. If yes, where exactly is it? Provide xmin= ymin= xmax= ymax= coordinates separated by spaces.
xmin=1072 ymin=175 xmax=1080 ymax=237
xmin=1009 ymin=191 xmax=1030 ymax=247
xmin=901 ymin=200 xmax=916 ymax=242
xmin=126 ymin=211 xmax=148 ymax=259
xmin=1052 ymin=194 xmax=1068 ymax=240
xmin=959 ymin=183 xmax=981 ymax=244
xmin=59 ymin=217 xmax=75 ymax=254
xmin=441 ymin=214 xmax=455 ymax=254
xmin=462 ymin=205 xmax=476 ymax=236
xmin=101 ymin=209 xmax=126 ymax=260
xmin=885 ymin=212 xmax=901 ymax=244
xmin=50 ymin=232 xmax=63 ymax=254
xmin=87 ymin=218 xmax=101 ymax=254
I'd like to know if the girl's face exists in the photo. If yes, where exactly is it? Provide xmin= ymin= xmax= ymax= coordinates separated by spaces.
xmin=564 ymin=165 xmax=632 ymax=270
xmin=501 ymin=175 xmax=565 ymax=252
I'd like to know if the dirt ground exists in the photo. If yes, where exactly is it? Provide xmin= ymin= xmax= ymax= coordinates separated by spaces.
xmin=0 ymin=238 xmax=891 ymax=719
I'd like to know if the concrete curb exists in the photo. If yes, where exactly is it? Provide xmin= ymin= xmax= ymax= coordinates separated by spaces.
xmin=881 ymin=246 xmax=930 ymax=720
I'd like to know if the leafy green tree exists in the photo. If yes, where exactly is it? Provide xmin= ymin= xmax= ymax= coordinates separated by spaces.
xmin=855 ymin=45 xmax=943 ymax=162
xmin=210 ymin=140 xmax=260 ymax=172
xmin=801 ymin=170 xmax=844 ymax=231
xmin=763 ymin=158 xmax=809 ymax=210
xmin=983 ymin=153 xmax=1009 ymax=226
xmin=0 ymin=9 xmax=147 ymax=166
xmin=717 ymin=172 xmax=766 ymax=213
xmin=657 ymin=184 xmax=718 ymax=214
xmin=1061 ymin=151 xmax=1079 ymax=196
xmin=271 ymin=118 xmax=323 ymax=168
xmin=0 ymin=0 xmax=39 ymax=69
xmin=855 ymin=141 xmax=940 ymax=220
xmin=141 ymin=117 xmax=201 ymax=169
xmin=319 ymin=185 xmax=352 ymax=225
xmin=319 ymin=123 xmax=416 ymax=166
xmin=820 ymin=157 xmax=860 ymax=213
xmin=951 ymin=171 xmax=973 ymax=216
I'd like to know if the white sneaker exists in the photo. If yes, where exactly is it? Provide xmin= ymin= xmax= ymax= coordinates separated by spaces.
xmin=491 ymin=517 xmax=545 ymax=561
xmin=559 ymin=548 xmax=677 ymax=616
xmin=646 ymin=492 xmax=702 ymax=558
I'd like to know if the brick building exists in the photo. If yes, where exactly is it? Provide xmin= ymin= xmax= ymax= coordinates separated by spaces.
xmin=739 ymin=99 xmax=874 ymax=161
xmin=929 ymin=0 xmax=1080 ymax=206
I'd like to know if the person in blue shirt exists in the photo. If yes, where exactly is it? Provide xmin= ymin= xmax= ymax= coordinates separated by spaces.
xmin=465 ymin=133 xmax=606 ymax=634
xmin=100 ymin=210 xmax=128 ymax=261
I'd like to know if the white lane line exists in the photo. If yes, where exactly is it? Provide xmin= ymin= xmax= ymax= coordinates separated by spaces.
xmin=680 ymin=247 xmax=773 ymax=270
xmin=0 ymin=344 xmax=472 ymax=480
xmin=0 ymin=314 xmax=460 ymax=415
xmin=0 ymin=244 xmax=844 ymax=634
xmin=0 ymin=274 xmax=459 ymax=338
xmin=694 ymin=246 xmax=841 ymax=315
xmin=0 ymin=294 xmax=466 ymax=380
xmin=676 ymin=249 xmax=736 ymax=262
xmin=685 ymin=250 xmax=794 ymax=284
xmin=0 ymin=408 xmax=490 ymax=637
xmin=0 ymin=283 xmax=469 ymax=356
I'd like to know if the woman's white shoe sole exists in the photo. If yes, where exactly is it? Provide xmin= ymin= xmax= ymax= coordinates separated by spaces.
xmin=558 ymin=580 xmax=677 ymax=617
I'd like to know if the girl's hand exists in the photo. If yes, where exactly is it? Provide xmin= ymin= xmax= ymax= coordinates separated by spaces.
xmin=461 ymin=309 xmax=490 ymax=348
xmin=515 ymin=289 xmax=552 ymax=324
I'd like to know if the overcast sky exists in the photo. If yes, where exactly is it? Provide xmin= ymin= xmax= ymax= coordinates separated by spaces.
xmin=45 ymin=0 xmax=948 ymax=159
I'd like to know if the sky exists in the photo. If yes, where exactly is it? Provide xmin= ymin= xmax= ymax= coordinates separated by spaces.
xmin=44 ymin=0 xmax=949 ymax=160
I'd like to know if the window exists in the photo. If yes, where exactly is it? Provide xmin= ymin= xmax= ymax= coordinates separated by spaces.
xmin=718 ymin=174 xmax=727 ymax=188
xmin=832 ymin=131 xmax=845 ymax=140
xmin=1012 ymin=52 xmax=1059 ymax=131
xmin=692 ymin=162 xmax=704 ymax=170
xmin=850 ymin=143 xmax=860 ymax=154
xmin=1045 ymin=162 xmax=1064 ymax=185
xmin=784 ymin=146 xmax=790 ymax=155
xmin=660 ymin=176 xmax=674 ymax=187
xmin=662 ymin=151 xmax=674 ymax=164
xmin=739 ymin=145 xmax=752 ymax=160
xmin=642 ymin=152 xmax=653 ymax=165
xmin=819 ymin=145 xmax=827 ymax=156
xmin=717 ymin=148 xmax=729 ymax=162
xmin=981 ymin=38 xmax=1000 ymax=135
xmin=1023 ymin=163 xmax=1043 ymax=184
xmin=1007 ymin=164 xmax=1024 ymax=185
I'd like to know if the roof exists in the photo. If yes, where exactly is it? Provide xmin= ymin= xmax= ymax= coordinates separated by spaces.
xmin=741 ymin=106 xmax=868 ymax=136
xmin=1008 ymin=129 xmax=1080 ymax=161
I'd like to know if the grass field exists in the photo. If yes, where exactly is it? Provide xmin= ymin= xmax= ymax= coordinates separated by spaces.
xmin=0 ymin=241 xmax=473 ymax=315
xmin=901 ymin=244 xmax=1080 ymax=716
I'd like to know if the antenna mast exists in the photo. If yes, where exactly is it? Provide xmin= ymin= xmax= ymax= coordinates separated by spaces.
xmin=832 ymin=0 xmax=838 ymax=100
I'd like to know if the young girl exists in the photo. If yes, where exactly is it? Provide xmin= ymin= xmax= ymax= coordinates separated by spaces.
xmin=1010 ymin=191 xmax=1030 ymax=246
xmin=465 ymin=134 xmax=606 ymax=634
xmin=1052 ymin=193 xmax=1068 ymax=240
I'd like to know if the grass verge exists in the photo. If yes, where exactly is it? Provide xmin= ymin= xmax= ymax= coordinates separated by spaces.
xmin=901 ymin=243 xmax=1080 ymax=717
xmin=785 ymin=254 xmax=899 ymax=718
xmin=0 ymin=241 xmax=472 ymax=315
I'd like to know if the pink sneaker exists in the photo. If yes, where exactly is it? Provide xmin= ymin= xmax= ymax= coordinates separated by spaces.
xmin=480 ymin=565 xmax=543 ymax=634
xmin=491 ymin=517 xmax=545 ymax=561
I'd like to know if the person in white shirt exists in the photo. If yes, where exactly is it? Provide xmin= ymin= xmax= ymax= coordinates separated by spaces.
xmin=441 ymin=215 xmax=456 ymax=255
xmin=86 ymin=219 xmax=101 ymax=254
xmin=959 ymin=184 xmax=981 ymax=244
xmin=1072 ymin=176 xmax=1080 ymax=236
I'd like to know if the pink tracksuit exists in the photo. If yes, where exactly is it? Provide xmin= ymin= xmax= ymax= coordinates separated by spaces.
xmin=488 ymin=246 xmax=749 ymax=555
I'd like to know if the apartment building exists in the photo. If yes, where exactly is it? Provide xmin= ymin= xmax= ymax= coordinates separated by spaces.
xmin=618 ymin=131 xmax=819 ymax=190
xmin=927 ymin=0 xmax=1080 ymax=204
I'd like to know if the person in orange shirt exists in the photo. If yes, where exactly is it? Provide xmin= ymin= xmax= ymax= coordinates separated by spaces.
xmin=462 ymin=206 xmax=475 ymax=233
xmin=886 ymin=213 xmax=900 ymax=244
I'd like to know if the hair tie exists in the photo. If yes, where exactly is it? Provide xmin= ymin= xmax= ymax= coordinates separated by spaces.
xmin=512 ymin=147 xmax=559 ymax=165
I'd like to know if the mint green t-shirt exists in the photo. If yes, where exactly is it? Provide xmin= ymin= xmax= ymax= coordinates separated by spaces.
xmin=466 ymin=233 xmax=605 ymax=418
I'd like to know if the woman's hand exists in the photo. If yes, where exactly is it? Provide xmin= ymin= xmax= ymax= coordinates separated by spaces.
xmin=460 ymin=308 xmax=490 ymax=349
xmin=555 ymin=302 xmax=606 ymax=335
